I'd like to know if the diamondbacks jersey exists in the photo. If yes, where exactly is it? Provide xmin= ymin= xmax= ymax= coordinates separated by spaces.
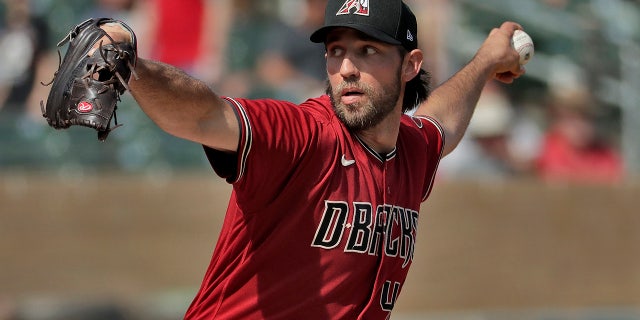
xmin=185 ymin=95 xmax=444 ymax=319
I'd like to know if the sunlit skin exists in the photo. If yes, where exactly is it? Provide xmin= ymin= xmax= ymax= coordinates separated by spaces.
xmin=325 ymin=29 xmax=402 ymax=131
xmin=324 ymin=28 xmax=423 ymax=153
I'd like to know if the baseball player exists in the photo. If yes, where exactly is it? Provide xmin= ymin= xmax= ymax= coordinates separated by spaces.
xmin=99 ymin=0 xmax=524 ymax=318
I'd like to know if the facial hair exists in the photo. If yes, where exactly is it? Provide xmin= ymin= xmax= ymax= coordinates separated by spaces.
xmin=327 ymin=72 xmax=402 ymax=132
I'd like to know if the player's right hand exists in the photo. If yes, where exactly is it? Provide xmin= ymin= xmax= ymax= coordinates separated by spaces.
xmin=475 ymin=21 xmax=526 ymax=84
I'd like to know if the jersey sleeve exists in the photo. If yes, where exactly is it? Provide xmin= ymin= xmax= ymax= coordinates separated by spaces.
xmin=204 ymin=97 xmax=330 ymax=212
xmin=421 ymin=116 xmax=445 ymax=201
xmin=403 ymin=115 xmax=445 ymax=202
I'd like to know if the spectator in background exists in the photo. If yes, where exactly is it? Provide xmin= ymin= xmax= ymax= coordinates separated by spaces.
xmin=536 ymin=88 xmax=624 ymax=184
xmin=217 ymin=0 xmax=283 ymax=99
xmin=407 ymin=0 xmax=452 ymax=85
xmin=139 ymin=0 xmax=229 ymax=85
xmin=84 ymin=0 xmax=137 ymax=20
xmin=255 ymin=0 xmax=328 ymax=102
xmin=0 ymin=0 xmax=49 ymax=115
xmin=438 ymin=82 xmax=536 ymax=181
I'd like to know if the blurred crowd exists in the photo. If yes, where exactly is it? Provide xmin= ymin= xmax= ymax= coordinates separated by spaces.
xmin=0 ymin=0 xmax=635 ymax=185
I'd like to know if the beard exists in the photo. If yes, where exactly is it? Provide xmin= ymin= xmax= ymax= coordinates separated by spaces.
xmin=326 ymin=73 xmax=401 ymax=131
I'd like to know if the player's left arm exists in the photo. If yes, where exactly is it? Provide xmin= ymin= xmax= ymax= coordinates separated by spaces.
xmin=414 ymin=21 xmax=525 ymax=156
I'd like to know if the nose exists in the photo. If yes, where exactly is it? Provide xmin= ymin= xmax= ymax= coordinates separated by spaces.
xmin=339 ymin=56 xmax=360 ymax=80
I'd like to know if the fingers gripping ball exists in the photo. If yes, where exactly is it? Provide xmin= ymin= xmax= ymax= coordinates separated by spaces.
xmin=511 ymin=30 xmax=534 ymax=65
xmin=41 ymin=18 xmax=138 ymax=141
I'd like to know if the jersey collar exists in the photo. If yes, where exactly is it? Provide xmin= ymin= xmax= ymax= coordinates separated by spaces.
xmin=354 ymin=134 xmax=397 ymax=163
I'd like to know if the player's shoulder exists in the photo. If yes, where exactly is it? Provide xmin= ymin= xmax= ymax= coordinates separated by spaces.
xmin=300 ymin=94 xmax=332 ymax=111
xmin=401 ymin=114 xmax=444 ymax=132
xmin=226 ymin=95 xmax=331 ymax=113
xmin=298 ymin=95 xmax=335 ymax=122
xmin=400 ymin=114 xmax=446 ymax=143
xmin=224 ymin=96 xmax=295 ymax=109
xmin=224 ymin=95 xmax=336 ymax=130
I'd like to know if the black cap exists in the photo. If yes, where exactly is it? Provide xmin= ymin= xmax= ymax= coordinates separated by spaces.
xmin=310 ymin=0 xmax=418 ymax=51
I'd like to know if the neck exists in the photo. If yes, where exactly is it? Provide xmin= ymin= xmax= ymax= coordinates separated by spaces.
xmin=355 ymin=109 xmax=402 ymax=155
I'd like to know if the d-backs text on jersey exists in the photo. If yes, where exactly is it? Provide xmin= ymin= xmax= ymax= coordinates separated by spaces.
xmin=311 ymin=200 xmax=418 ymax=268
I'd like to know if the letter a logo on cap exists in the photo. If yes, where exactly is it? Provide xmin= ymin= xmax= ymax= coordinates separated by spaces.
xmin=337 ymin=0 xmax=369 ymax=16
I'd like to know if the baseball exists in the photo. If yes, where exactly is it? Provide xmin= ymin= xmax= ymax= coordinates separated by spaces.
xmin=511 ymin=30 xmax=534 ymax=65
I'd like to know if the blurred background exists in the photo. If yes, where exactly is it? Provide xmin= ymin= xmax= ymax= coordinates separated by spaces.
xmin=0 ymin=0 xmax=639 ymax=319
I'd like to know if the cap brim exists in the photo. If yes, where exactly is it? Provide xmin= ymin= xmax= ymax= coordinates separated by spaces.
xmin=310 ymin=24 xmax=401 ymax=46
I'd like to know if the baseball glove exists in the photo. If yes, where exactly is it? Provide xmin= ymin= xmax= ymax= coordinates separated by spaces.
xmin=41 ymin=18 xmax=138 ymax=141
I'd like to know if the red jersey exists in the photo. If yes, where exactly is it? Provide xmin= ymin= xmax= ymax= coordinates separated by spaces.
xmin=536 ymin=130 xmax=623 ymax=184
xmin=151 ymin=0 xmax=204 ymax=68
xmin=186 ymin=95 xmax=444 ymax=319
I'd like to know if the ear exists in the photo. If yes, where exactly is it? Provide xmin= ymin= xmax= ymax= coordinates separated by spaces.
xmin=402 ymin=49 xmax=423 ymax=82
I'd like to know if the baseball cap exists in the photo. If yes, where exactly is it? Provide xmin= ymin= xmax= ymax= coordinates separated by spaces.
xmin=310 ymin=0 xmax=418 ymax=51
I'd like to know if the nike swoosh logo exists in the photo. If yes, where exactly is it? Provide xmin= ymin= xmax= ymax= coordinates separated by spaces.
xmin=341 ymin=155 xmax=356 ymax=167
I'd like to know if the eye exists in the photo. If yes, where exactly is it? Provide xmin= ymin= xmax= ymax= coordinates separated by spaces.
xmin=327 ymin=46 xmax=344 ymax=57
xmin=364 ymin=46 xmax=377 ymax=55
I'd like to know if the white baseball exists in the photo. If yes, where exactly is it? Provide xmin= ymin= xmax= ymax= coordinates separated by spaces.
xmin=511 ymin=30 xmax=534 ymax=65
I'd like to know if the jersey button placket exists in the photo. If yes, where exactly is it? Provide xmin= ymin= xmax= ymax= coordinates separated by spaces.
xmin=384 ymin=161 xmax=391 ymax=197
